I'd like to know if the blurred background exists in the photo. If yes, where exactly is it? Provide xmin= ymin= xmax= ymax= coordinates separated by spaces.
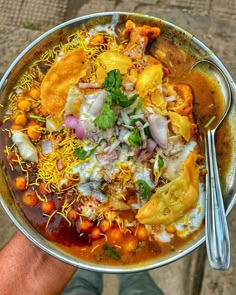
xmin=0 ymin=1 xmax=235 ymax=294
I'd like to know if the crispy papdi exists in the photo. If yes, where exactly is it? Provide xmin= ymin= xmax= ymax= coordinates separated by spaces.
xmin=122 ymin=20 xmax=161 ymax=59
xmin=41 ymin=48 xmax=89 ymax=115
xmin=136 ymin=152 xmax=199 ymax=225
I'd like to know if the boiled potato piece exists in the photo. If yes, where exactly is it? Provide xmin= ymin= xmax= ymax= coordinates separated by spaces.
xmin=12 ymin=131 xmax=38 ymax=162
xmin=41 ymin=48 xmax=89 ymax=115
xmin=135 ymin=64 xmax=163 ymax=98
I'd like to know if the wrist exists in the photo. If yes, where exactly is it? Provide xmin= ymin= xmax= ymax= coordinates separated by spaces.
xmin=0 ymin=232 xmax=76 ymax=295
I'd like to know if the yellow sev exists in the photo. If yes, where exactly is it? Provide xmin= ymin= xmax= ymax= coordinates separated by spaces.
xmin=36 ymin=127 xmax=83 ymax=191
xmin=115 ymin=162 xmax=132 ymax=183
xmin=9 ymin=28 xmax=118 ymax=98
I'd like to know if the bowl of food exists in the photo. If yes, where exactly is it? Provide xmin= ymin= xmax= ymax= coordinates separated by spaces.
xmin=0 ymin=12 xmax=235 ymax=273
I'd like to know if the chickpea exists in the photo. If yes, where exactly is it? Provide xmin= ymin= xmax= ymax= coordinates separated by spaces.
xmin=67 ymin=209 xmax=78 ymax=221
xmin=165 ymin=224 xmax=176 ymax=234
xmin=11 ymin=124 xmax=23 ymax=131
xmin=99 ymin=219 xmax=111 ymax=233
xmin=22 ymin=189 xmax=38 ymax=207
xmin=38 ymin=182 xmax=51 ymax=195
xmin=41 ymin=200 xmax=55 ymax=214
xmin=135 ymin=224 xmax=149 ymax=241
xmin=77 ymin=218 xmax=93 ymax=233
xmin=17 ymin=99 xmax=32 ymax=112
xmin=14 ymin=113 xmax=27 ymax=125
xmin=29 ymin=88 xmax=40 ymax=100
xmin=27 ymin=124 xmax=41 ymax=141
xmin=107 ymin=227 xmax=123 ymax=244
xmin=28 ymin=119 xmax=38 ymax=126
xmin=90 ymin=226 xmax=102 ymax=240
xmin=14 ymin=176 xmax=27 ymax=191
xmin=122 ymin=236 xmax=139 ymax=254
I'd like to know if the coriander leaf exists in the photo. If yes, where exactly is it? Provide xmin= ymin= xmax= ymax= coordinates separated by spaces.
xmin=74 ymin=146 xmax=96 ymax=160
xmin=111 ymin=89 xmax=138 ymax=107
xmin=103 ymin=70 xmax=138 ymax=107
xmin=74 ymin=139 xmax=106 ymax=160
xmin=103 ymin=244 xmax=121 ymax=260
xmin=127 ymin=155 xmax=134 ymax=161
xmin=131 ymin=118 xmax=151 ymax=138
xmin=128 ymin=128 xmax=142 ymax=147
xmin=158 ymin=155 xmax=164 ymax=171
xmin=94 ymin=102 xmax=116 ymax=129
xmin=135 ymin=180 xmax=152 ymax=200
xmin=103 ymin=69 xmax=122 ymax=91
xmin=135 ymin=98 xmax=143 ymax=111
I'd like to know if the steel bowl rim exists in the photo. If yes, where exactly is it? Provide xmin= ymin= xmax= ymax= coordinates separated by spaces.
xmin=0 ymin=11 xmax=235 ymax=273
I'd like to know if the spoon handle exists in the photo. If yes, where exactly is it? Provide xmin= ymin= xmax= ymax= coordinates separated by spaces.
xmin=205 ymin=129 xmax=230 ymax=270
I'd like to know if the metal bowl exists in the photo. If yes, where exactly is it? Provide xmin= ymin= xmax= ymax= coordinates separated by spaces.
xmin=0 ymin=12 xmax=236 ymax=273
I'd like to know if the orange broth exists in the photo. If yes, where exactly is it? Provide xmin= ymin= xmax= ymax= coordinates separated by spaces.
xmin=0 ymin=22 xmax=231 ymax=266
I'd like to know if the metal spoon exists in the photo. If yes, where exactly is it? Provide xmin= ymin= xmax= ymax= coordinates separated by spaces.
xmin=192 ymin=59 xmax=232 ymax=270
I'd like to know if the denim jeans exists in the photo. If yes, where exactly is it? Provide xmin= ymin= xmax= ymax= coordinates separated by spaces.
xmin=62 ymin=269 xmax=164 ymax=295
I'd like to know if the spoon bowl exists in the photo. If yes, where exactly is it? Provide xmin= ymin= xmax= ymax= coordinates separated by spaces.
xmin=192 ymin=59 xmax=232 ymax=270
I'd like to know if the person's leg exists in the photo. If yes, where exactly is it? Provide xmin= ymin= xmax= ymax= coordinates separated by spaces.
xmin=118 ymin=271 xmax=164 ymax=295
xmin=62 ymin=269 xmax=103 ymax=295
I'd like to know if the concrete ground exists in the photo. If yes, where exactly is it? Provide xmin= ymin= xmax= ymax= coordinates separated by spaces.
xmin=0 ymin=0 xmax=236 ymax=294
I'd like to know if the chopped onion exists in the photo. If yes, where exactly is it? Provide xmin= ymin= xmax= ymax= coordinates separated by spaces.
xmin=121 ymin=111 xmax=131 ymax=125
xmin=130 ymin=114 xmax=145 ymax=120
xmin=140 ymin=127 xmax=147 ymax=141
xmin=142 ymin=122 xmax=150 ymax=129
xmin=148 ymin=113 xmax=168 ymax=149
xmin=122 ymin=124 xmax=134 ymax=130
xmin=96 ymin=150 xmax=118 ymax=165
xmin=123 ymin=82 xmax=134 ymax=91
xmin=15 ymin=88 xmax=22 ymax=94
xmin=91 ymin=190 xmax=107 ymax=203
xmin=165 ymin=95 xmax=176 ymax=102
xmin=75 ymin=125 xmax=86 ymax=139
xmin=122 ymin=107 xmax=134 ymax=114
xmin=12 ymin=131 xmax=38 ymax=162
xmin=41 ymin=140 xmax=53 ymax=155
xmin=102 ymin=128 xmax=113 ymax=140
xmin=147 ymin=138 xmax=157 ymax=153
xmin=5 ymin=109 xmax=12 ymax=115
xmin=104 ymin=139 xmax=121 ymax=153
xmin=84 ymin=93 xmax=98 ymax=102
xmin=64 ymin=115 xmax=86 ymax=139
xmin=78 ymin=82 xmax=102 ymax=89
xmin=134 ymin=148 xmax=142 ymax=157
xmin=131 ymin=203 xmax=141 ymax=209
xmin=118 ymin=127 xmax=130 ymax=142
xmin=135 ymin=120 xmax=143 ymax=128
xmin=64 ymin=115 xmax=78 ymax=129
xmin=89 ymin=90 xmax=107 ymax=116
xmin=77 ymin=183 xmax=92 ymax=196
xmin=57 ymin=159 xmax=64 ymax=171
